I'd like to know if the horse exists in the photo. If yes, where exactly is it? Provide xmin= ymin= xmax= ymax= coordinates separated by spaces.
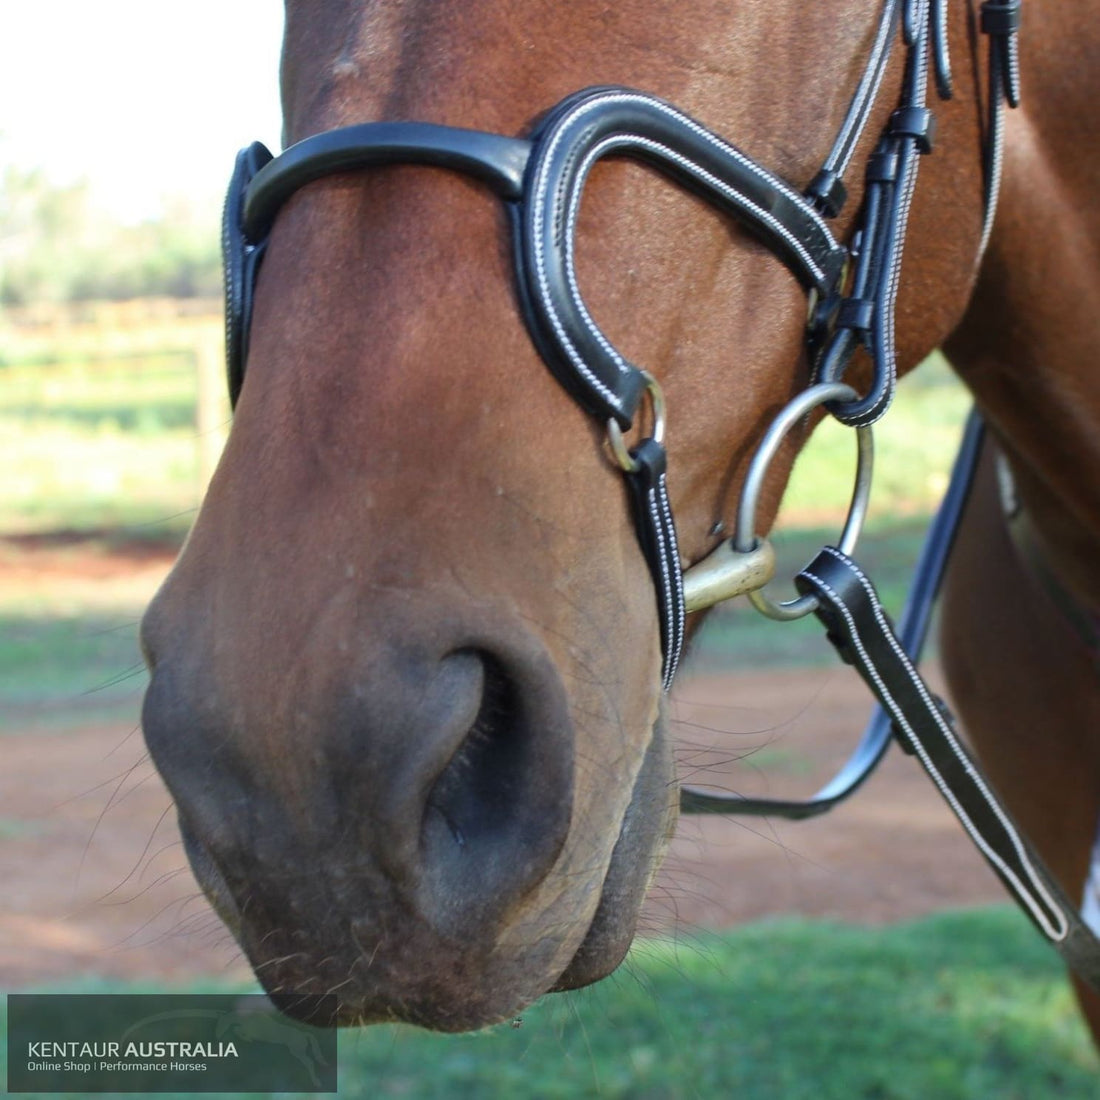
xmin=140 ymin=0 xmax=1100 ymax=1039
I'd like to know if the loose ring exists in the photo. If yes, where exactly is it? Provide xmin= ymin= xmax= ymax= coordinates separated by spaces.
xmin=607 ymin=371 xmax=667 ymax=473
xmin=735 ymin=381 xmax=874 ymax=621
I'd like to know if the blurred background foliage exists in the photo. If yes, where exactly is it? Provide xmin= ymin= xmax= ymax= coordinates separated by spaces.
xmin=1 ymin=165 xmax=221 ymax=306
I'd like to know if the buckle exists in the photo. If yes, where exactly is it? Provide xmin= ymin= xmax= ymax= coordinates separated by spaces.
xmin=606 ymin=372 xmax=666 ymax=473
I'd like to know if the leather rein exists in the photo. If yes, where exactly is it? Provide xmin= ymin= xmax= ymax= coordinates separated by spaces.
xmin=222 ymin=0 xmax=1100 ymax=991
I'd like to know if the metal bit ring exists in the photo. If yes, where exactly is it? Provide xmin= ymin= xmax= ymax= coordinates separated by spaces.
xmin=735 ymin=381 xmax=874 ymax=621
xmin=607 ymin=372 xmax=666 ymax=473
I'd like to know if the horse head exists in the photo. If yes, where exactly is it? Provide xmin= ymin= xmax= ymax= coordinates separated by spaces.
xmin=141 ymin=0 xmax=990 ymax=1028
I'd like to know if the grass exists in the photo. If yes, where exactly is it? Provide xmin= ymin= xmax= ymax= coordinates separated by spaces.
xmin=0 ymin=331 xmax=967 ymax=540
xmin=2 ymin=908 xmax=1096 ymax=1098
xmin=1 ymin=344 xmax=222 ymax=541
xmin=0 ymin=605 xmax=149 ymax=734
xmin=0 ymin=325 xmax=217 ymax=729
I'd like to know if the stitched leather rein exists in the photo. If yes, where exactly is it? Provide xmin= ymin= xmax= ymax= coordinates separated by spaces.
xmin=222 ymin=0 xmax=1100 ymax=989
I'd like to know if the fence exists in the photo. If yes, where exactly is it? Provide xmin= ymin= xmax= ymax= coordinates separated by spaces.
xmin=3 ymin=299 xmax=230 ymax=498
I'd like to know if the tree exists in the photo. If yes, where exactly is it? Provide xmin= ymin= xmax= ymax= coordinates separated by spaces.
xmin=0 ymin=166 xmax=221 ymax=304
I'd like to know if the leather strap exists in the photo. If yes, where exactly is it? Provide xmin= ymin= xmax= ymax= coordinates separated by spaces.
xmin=795 ymin=545 xmax=1100 ymax=993
xmin=977 ymin=0 xmax=1021 ymax=255
xmin=1003 ymin=483 xmax=1100 ymax=667
xmin=809 ymin=0 xmax=901 ymax=215
xmin=242 ymin=122 xmax=532 ymax=240
xmin=518 ymin=87 xmax=847 ymax=427
xmin=815 ymin=0 xmax=939 ymax=427
xmin=221 ymin=4 xmax=1021 ymax=701
xmin=224 ymin=142 xmax=272 ymax=407
xmin=814 ymin=0 xmax=1020 ymax=427
xmin=622 ymin=438 xmax=686 ymax=689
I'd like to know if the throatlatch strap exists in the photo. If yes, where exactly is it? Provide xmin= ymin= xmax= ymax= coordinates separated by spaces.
xmin=796 ymin=545 xmax=1100 ymax=994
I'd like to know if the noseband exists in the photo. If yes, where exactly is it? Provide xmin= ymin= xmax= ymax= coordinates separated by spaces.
xmin=221 ymin=0 xmax=1100 ymax=990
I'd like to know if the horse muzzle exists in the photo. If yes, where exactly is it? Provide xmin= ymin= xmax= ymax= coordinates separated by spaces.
xmin=140 ymin=581 xmax=674 ymax=1028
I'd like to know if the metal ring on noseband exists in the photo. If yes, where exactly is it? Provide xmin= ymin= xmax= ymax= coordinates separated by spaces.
xmin=606 ymin=372 xmax=667 ymax=472
xmin=736 ymin=381 xmax=874 ymax=621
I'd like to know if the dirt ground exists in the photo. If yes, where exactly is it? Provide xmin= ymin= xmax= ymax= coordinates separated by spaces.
xmin=1 ymin=544 xmax=1008 ymax=990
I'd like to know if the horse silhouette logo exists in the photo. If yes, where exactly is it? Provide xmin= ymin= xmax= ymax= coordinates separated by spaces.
xmin=119 ymin=997 xmax=331 ymax=1088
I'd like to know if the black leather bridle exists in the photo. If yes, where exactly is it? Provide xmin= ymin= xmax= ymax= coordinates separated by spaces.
xmin=221 ymin=0 xmax=1100 ymax=992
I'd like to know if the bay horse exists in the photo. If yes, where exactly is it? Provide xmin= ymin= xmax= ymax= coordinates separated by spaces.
xmin=140 ymin=0 xmax=1100 ymax=1039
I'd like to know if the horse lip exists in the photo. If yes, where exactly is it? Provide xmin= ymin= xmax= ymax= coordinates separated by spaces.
xmin=551 ymin=709 xmax=677 ymax=993
xmin=179 ymin=817 xmax=242 ymax=935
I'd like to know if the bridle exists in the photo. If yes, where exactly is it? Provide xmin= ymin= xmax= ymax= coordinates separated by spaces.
xmin=224 ymin=0 xmax=1010 ymax=688
xmin=222 ymin=0 xmax=1100 ymax=991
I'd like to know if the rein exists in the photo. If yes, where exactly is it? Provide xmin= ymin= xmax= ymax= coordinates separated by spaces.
xmin=222 ymin=0 xmax=1100 ymax=991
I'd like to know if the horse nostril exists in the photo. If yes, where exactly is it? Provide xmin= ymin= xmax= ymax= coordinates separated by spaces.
xmin=419 ymin=651 xmax=573 ymax=929
xmin=427 ymin=655 xmax=520 ymax=847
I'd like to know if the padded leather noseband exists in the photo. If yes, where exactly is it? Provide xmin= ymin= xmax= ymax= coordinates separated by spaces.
xmin=226 ymin=88 xmax=849 ymax=426
xmin=518 ymin=87 xmax=847 ymax=427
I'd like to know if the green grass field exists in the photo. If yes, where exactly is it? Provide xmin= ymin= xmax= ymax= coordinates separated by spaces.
xmin=4 ymin=910 xmax=1097 ymax=1098
xmin=2 ymin=343 xmax=219 ymax=539
xmin=0 ymin=337 xmax=967 ymax=541
xmin=329 ymin=908 xmax=1100 ymax=1099
xmin=0 ymin=587 xmax=150 ymax=734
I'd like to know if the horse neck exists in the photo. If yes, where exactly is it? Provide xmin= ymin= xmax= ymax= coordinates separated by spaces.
xmin=946 ymin=0 xmax=1100 ymax=609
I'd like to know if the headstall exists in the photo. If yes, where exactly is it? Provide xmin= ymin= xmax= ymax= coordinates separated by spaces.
xmin=222 ymin=0 xmax=1100 ymax=991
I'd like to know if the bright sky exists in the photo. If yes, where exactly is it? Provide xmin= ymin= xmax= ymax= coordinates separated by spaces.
xmin=1 ymin=2 xmax=285 ymax=222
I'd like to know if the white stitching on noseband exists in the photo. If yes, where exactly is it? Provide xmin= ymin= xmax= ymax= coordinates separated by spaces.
xmin=530 ymin=90 xmax=841 ymax=418
xmin=1084 ymin=828 xmax=1100 ymax=937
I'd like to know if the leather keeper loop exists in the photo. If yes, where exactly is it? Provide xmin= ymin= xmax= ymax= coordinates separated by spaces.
xmin=981 ymin=0 xmax=1021 ymax=35
xmin=805 ymin=168 xmax=848 ymax=218
xmin=625 ymin=436 xmax=668 ymax=486
xmin=889 ymin=107 xmax=936 ymax=153
xmin=836 ymin=298 xmax=874 ymax=334
xmin=866 ymin=151 xmax=900 ymax=183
